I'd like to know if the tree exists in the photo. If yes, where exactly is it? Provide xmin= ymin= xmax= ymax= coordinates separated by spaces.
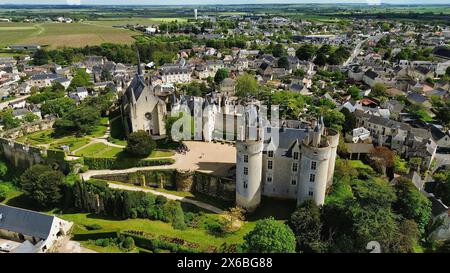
xmin=372 ymin=83 xmax=387 ymax=97
xmin=368 ymin=146 xmax=395 ymax=176
xmin=277 ymin=56 xmax=290 ymax=70
xmin=32 ymin=49 xmax=49 ymax=65
xmin=101 ymin=69 xmax=113 ymax=82
xmin=68 ymin=68 xmax=93 ymax=91
xmin=289 ymin=200 xmax=324 ymax=253
xmin=126 ymin=130 xmax=156 ymax=157
xmin=341 ymin=108 xmax=357 ymax=133
xmin=121 ymin=236 xmax=135 ymax=250
xmin=347 ymin=85 xmax=362 ymax=100
xmin=41 ymin=97 xmax=76 ymax=118
xmin=314 ymin=53 xmax=327 ymax=66
xmin=272 ymin=43 xmax=286 ymax=58
xmin=19 ymin=164 xmax=65 ymax=208
xmin=322 ymin=109 xmax=345 ymax=132
xmin=0 ymin=184 xmax=9 ymax=202
xmin=296 ymin=44 xmax=317 ymax=61
xmin=162 ymin=200 xmax=187 ymax=230
xmin=54 ymin=106 xmax=100 ymax=136
xmin=243 ymin=217 xmax=296 ymax=253
xmin=214 ymin=68 xmax=229 ymax=84
xmin=23 ymin=112 xmax=39 ymax=123
xmin=446 ymin=66 xmax=450 ymax=76
xmin=0 ymin=161 xmax=7 ymax=178
xmin=235 ymin=73 xmax=258 ymax=98
xmin=222 ymin=207 xmax=245 ymax=233
xmin=393 ymin=177 xmax=432 ymax=234
xmin=391 ymin=219 xmax=420 ymax=253
xmin=434 ymin=170 xmax=450 ymax=205
xmin=1 ymin=110 xmax=21 ymax=130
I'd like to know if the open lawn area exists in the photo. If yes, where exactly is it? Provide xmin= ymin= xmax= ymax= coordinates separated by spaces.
xmin=75 ymin=142 xmax=123 ymax=158
xmin=74 ymin=142 xmax=174 ymax=159
xmin=60 ymin=212 xmax=254 ymax=252
xmin=15 ymin=129 xmax=91 ymax=151
xmin=0 ymin=22 xmax=136 ymax=49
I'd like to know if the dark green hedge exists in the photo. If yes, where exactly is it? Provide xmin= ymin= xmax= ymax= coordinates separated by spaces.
xmin=72 ymin=231 xmax=119 ymax=241
xmin=83 ymin=157 xmax=174 ymax=170
xmin=120 ymin=231 xmax=199 ymax=253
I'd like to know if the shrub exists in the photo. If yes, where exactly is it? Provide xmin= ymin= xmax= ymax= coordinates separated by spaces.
xmin=126 ymin=130 xmax=156 ymax=157
xmin=122 ymin=237 xmax=135 ymax=250
xmin=204 ymin=217 xmax=227 ymax=235
xmin=0 ymin=184 xmax=9 ymax=202
xmin=83 ymin=157 xmax=174 ymax=170
xmin=85 ymin=224 xmax=103 ymax=231
xmin=163 ymin=200 xmax=187 ymax=230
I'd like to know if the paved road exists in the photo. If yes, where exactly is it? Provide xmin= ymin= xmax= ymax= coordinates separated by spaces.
xmin=108 ymin=182 xmax=223 ymax=214
xmin=343 ymin=38 xmax=366 ymax=67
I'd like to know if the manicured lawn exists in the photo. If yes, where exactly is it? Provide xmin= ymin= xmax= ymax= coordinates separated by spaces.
xmin=16 ymin=129 xmax=90 ymax=151
xmin=16 ymin=129 xmax=54 ymax=145
xmin=75 ymin=142 xmax=174 ymax=159
xmin=75 ymin=142 xmax=123 ymax=158
xmin=49 ymin=136 xmax=91 ymax=151
xmin=349 ymin=160 xmax=373 ymax=170
xmin=60 ymin=212 xmax=255 ymax=252
xmin=150 ymin=150 xmax=175 ymax=158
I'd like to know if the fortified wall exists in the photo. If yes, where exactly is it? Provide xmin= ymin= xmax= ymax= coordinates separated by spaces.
xmin=92 ymin=169 xmax=236 ymax=202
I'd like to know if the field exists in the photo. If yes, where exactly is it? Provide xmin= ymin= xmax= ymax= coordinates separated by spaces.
xmin=0 ymin=16 xmax=190 ymax=49
xmin=0 ymin=21 xmax=137 ymax=49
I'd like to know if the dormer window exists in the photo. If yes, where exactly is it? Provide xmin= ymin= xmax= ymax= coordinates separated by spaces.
xmin=293 ymin=152 xmax=299 ymax=160
xmin=268 ymin=151 xmax=274 ymax=158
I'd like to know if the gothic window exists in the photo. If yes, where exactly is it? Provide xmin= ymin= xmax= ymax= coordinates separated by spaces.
xmin=244 ymin=167 xmax=248 ymax=175
xmin=244 ymin=155 xmax=248 ymax=163
xmin=268 ymin=150 xmax=274 ymax=158
xmin=267 ymin=176 xmax=273 ymax=183
xmin=291 ymin=179 xmax=297 ymax=186
xmin=311 ymin=161 xmax=317 ymax=170
xmin=243 ymin=181 xmax=248 ymax=189
xmin=308 ymin=190 xmax=314 ymax=197
xmin=293 ymin=152 xmax=299 ymax=160
xmin=292 ymin=163 xmax=298 ymax=172
xmin=310 ymin=174 xmax=316 ymax=183
xmin=268 ymin=160 xmax=273 ymax=170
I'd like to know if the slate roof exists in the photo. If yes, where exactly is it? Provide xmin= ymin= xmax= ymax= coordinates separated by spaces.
xmin=407 ymin=92 xmax=427 ymax=104
xmin=0 ymin=204 xmax=55 ymax=240
xmin=364 ymin=70 xmax=378 ymax=80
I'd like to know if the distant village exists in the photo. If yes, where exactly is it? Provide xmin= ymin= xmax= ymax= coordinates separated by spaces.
xmin=0 ymin=9 xmax=450 ymax=253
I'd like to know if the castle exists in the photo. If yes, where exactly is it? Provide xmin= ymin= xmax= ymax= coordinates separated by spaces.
xmin=120 ymin=61 xmax=339 ymax=211
xmin=235 ymin=117 xmax=339 ymax=212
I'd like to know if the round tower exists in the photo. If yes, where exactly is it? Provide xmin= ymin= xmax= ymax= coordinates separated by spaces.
xmin=236 ymin=139 xmax=263 ymax=212
xmin=297 ymin=143 xmax=331 ymax=206
xmin=325 ymin=129 xmax=340 ymax=187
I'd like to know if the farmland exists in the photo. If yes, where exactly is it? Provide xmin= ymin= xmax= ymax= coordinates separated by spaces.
xmin=0 ymin=21 xmax=137 ymax=48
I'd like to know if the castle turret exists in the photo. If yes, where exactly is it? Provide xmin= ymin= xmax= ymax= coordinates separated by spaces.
xmin=235 ymin=109 xmax=263 ymax=212
xmin=297 ymin=119 xmax=339 ymax=206
xmin=326 ymin=129 xmax=339 ymax=187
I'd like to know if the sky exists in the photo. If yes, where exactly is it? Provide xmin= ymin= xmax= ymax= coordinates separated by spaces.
xmin=0 ymin=0 xmax=449 ymax=5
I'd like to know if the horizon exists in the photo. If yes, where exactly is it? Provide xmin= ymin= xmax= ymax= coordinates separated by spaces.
xmin=0 ymin=1 xmax=450 ymax=7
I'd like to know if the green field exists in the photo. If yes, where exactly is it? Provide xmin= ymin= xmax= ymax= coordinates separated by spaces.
xmin=0 ymin=21 xmax=136 ymax=49
xmin=61 ymin=212 xmax=255 ymax=252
